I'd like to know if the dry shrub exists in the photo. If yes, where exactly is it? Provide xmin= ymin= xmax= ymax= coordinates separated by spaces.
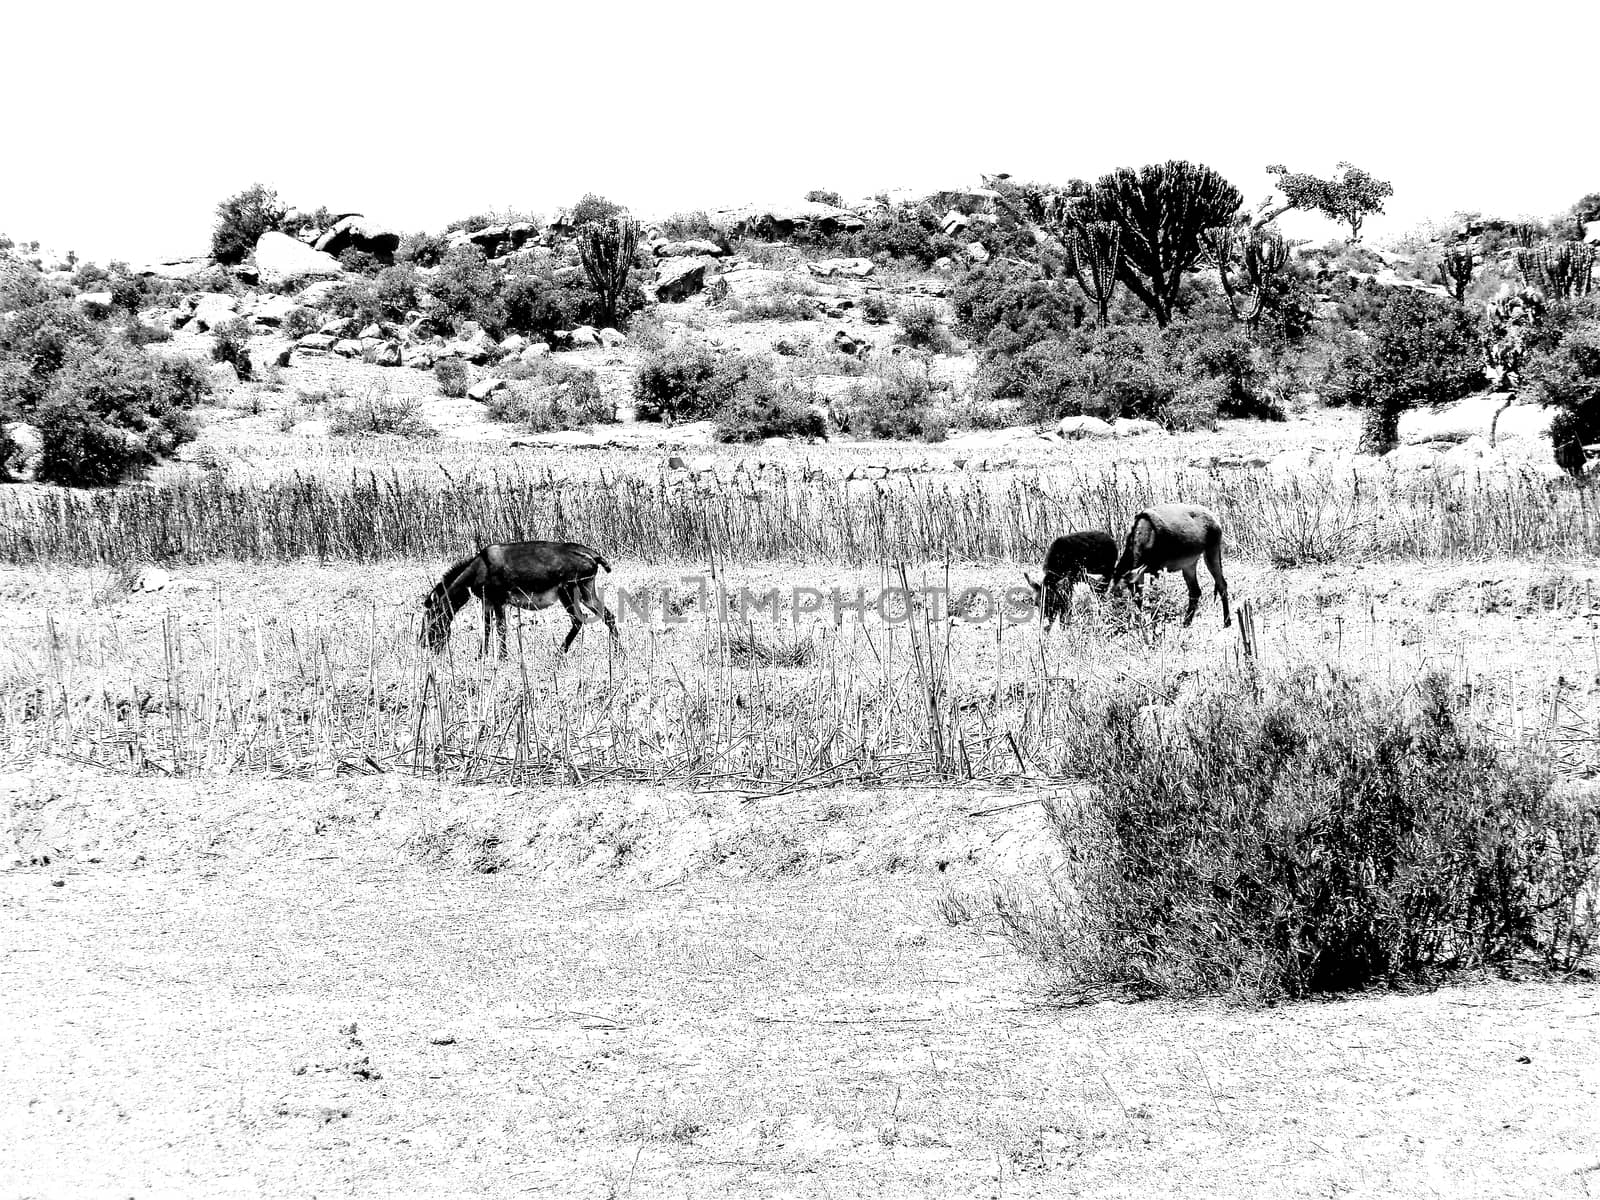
xmin=985 ymin=668 xmax=1599 ymax=1001
xmin=327 ymin=385 xmax=433 ymax=438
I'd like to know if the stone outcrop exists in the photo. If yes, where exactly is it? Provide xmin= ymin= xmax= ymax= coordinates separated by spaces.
xmin=313 ymin=215 xmax=400 ymax=263
xmin=254 ymin=231 xmax=342 ymax=286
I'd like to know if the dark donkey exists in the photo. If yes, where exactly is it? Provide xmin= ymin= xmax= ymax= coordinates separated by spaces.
xmin=1112 ymin=503 xmax=1231 ymax=628
xmin=1023 ymin=530 xmax=1118 ymax=630
xmin=421 ymin=541 xmax=621 ymax=656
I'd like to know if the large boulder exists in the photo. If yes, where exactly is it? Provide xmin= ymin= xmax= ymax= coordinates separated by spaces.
xmin=188 ymin=292 xmax=241 ymax=332
xmin=250 ymin=295 xmax=296 ymax=326
xmin=313 ymin=215 xmax=400 ymax=263
xmin=654 ymin=239 xmax=723 ymax=258
xmin=254 ymin=231 xmax=342 ymax=286
xmin=460 ymin=223 xmax=539 ymax=259
xmin=655 ymin=256 xmax=712 ymax=303
xmin=805 ymin=257 xmax=875 ymax=278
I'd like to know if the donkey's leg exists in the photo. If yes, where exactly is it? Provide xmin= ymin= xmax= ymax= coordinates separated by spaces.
xmin=1180 ymin=565 xmax=1203 ymax=627
xmin=557 ymin=585 xmax=584 ymax=653
xmin=1206 ymin=544 xmax=1232 ymax=628
xmin=583 ymin=579 xmax=622 ymax=649
xmin=480 ymin=596 xmax=493 ymax=657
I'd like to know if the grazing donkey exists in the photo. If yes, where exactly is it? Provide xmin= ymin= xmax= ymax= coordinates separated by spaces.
xmin=1023 ymin=530 xmax=1118 ymax=630
xmin=1113 ymin=504 xmax=1231 ymax=628
xmin=421 ymin=541 xmax=621 ymax=656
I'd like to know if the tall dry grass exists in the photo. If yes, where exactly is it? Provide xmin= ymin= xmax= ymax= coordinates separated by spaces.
xmin=1 ymin=461 xmax=1595 ymax=567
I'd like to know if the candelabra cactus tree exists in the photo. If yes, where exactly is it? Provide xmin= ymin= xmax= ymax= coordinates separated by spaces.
xmin=1080 ymin=161 xmax=1243 ymax=326
xmin=1439 ymin=246 xmax=1475 ymax=303
xmin=579 ymin=216 xmax=641 ymax=329
xmin=1516 ymin=242 xmax=1597 ymax=301
xmin=1211 ymin=225 xmax=1290 ymax=328
xmin=1068 ymin=222 xmax=1121 ymax=321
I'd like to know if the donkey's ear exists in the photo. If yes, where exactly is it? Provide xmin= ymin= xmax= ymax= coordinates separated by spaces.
xmin=1022 ymin=572 xmax=1036 ymax=587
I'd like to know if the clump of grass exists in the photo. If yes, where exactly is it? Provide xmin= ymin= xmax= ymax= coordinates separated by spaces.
xmin=727 ymin=627 xmax=818 ymax=667
xmin=989 ymin=668 xmax=1600 ymax=1002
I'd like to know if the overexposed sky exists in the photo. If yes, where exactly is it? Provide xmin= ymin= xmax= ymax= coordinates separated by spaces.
xmin=4 ymin=0 xmax=1596 ymax=263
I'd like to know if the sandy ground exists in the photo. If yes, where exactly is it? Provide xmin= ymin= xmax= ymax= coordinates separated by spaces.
xmin=2 ymin=768 xmax=1599 ymax=1199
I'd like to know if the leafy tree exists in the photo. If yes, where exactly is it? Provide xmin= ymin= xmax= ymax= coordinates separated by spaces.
xmin=567 ymin=193 xmax=625 ymax=227
xmin=212 ymin=183 xmax=286 ymax=265
xmin=1079 ymin=162 xmax=1243 ymax=327
xmin=1524 ymin=301 xmax=1600 ymax=476
xmin=804 ymin=189 xmax=844 ymax=207
xmin=1264 ymin=162 xmax=1394 ymax=242
xmin=1323 ymin=290 xmax=1482 ymax=453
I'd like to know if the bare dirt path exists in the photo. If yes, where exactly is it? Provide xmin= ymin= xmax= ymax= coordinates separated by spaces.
xmin=3 ymin=797 xmax=1599 ymax=1200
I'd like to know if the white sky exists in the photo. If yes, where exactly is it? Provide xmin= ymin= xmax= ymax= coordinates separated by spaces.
xmin=4 ymin=0 xmax=1596 ymax=264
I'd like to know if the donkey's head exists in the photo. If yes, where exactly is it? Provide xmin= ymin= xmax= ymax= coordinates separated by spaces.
xmin=419 ymin=581 xmax=456 ymax=652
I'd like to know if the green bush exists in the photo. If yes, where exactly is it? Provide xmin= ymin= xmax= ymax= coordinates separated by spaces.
xmin=211 ymin=183 xmax=285 ymax=266
xmin=952 ymin=261 xmax=1083 ymax=349
xmin=487 ymin=361 xmax=614 ymax=431
xmin=633 ymin=343 xmax=772 ymax=423
xmin=427 ymin=246 xmax=504 ymax=334
xmin=659 ymin=211 xmax=716 ymax=240
xmin=31 ymin=344 xmax=208 ymax=485
xmin=804 ymin=189 xmax=844 ymax=207
xmin=34 ymin=402 xmax=141 ymax=487
xmin=283 ymin=306 xmax=322 ymax=339
xmin=845 ymin=362 xmax=948 ymax=442
xmin=434 ymin=358 xmax=470 ymax=398
xmin=973 ymin=669 xmax=1598 ymax=1001
xmin=858 ymin=203 xmax=960 ymax=267
xmin=397 ymin=231 xmax=449 ymax=268
xmin=894 ymin=303 xmax=955 ymax=353
xmin=714 ymin=378 xmax=827 ymax=443
xmin=501 ymin=266 xmax=583 ymax=341
xmin=859 ymin=292 xmax=891 ymax=324
xmin=210 ymin=318 xmax=253 ymax=380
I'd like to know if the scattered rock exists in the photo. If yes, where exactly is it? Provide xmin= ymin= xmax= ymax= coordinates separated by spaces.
xmin=188 ymin=293 xmax=241 ymax=332
xmin=333 ymin=339 xmax=364 ymax=358
xmin=519 ymin=344 xmax=550 ymax=362
xmin=806 ymin=257 xmax=875 ymax=278
xmin=499 ymin=334 xmax=528 ymax=355
xmin=1057 ymin=415 xmax=1115 ymax=440
xmin=940 ymin=209 xmax=969 ymax=236
xmin=296 ymin=333 xmax=337 ymax=352
xmin=568 ymin=325 xmax=601 ymax=348
xmin=250 ymin=296 xmax=296 ymax=326
xmin=365 ymin=341 xmax=402 ymax=367
xmin=965 ymin=242 xmax=990 ymax=264
xmin=598 ymin=327 xmax=626 ymax=348
xmin=131 ymin=566 xmax=171 ymax=594
xmin=1111 ymin=418 xmax=1162 ymax=438
xmin=467 ymin=378 xmax=507 ymax=401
